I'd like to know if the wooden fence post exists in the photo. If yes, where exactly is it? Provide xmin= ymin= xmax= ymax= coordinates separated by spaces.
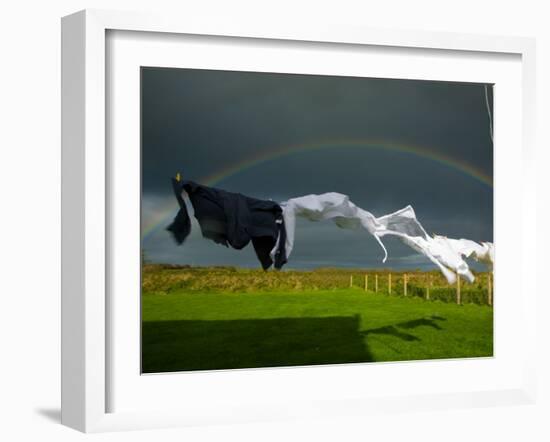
xmin=364 ymin=274 xmax=368 ymax=291
xmin=388 ymin=273 xmax=392 ymax=295
xmin=404 ymin=273 xmax=408 ymax=296
xmin=456 ymin=274 xmax=461 ymax=305
xmin=375 ymin=274 xmax=378 ymax=293
xmin=487 ymin=273 xmax=492 ymax=306
xmin=350 ymin=275 xmax=353 ymax=288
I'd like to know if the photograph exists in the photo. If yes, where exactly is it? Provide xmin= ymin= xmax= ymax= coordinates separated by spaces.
xmin=140 ymin=67 xmax=494 ymax=374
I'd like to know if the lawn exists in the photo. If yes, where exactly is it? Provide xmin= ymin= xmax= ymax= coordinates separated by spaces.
xmin=141 ymin=288 xmax=493 ymax=373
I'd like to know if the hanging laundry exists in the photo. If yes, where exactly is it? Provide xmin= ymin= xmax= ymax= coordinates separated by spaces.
xmin=440 ymin=237 xmax=494 ymax=269
xmin=167 ymin=180 xmax=493 ymax=282
xmin=280 ymin=193 xmax=492 ymax=283
xmin=277 ymin=192 xmax=382 ymax=258
xmin=373 ymin=206 xmax=475 ymax=283
xmin=167 ymin=179 xmax=287 ymax=270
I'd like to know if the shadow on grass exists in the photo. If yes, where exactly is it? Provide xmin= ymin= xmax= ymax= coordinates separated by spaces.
xmin=361 ymin=315 xmax=446 ymax=342
xmin=142 ymin=315 xmax=372 ymax=373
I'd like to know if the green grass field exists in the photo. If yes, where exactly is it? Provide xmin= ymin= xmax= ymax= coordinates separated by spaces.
xmin=141 ymin=288 xmax=493 ymax=373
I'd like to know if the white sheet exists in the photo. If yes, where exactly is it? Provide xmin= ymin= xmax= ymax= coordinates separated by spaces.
xmin=273 ymin=192 xmax=493 ymax=283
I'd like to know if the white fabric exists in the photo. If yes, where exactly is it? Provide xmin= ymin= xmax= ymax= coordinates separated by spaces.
xmin=277 ymin=192 xmax=382 ymax=256
xmin=443 ymin=237 xmax=494 ymax=269
xmin=272 ymin=192 xmax=493 ymax=284
xmin=374 ymin=207 xmax=473 ymax=283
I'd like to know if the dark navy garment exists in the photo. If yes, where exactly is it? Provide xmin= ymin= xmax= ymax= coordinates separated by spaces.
xmin=167 ymin=179 xmax=287 ymax=270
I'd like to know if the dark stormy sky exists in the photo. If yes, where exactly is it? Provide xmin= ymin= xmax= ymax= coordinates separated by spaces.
xmin=141 ymin=67 xmax=493 ymax=270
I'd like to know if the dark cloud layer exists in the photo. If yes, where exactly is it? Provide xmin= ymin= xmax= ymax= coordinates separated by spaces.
xmin=141 ymin=67 xmax=493 ymax=270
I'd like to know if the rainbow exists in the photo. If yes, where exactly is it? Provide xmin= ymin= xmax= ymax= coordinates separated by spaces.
xmin=141 ymin=139 xmax=493 ymax=242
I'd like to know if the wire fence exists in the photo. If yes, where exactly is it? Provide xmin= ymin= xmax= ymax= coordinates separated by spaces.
xmin=350 ymin=271 xmax=493 ymax=306
xmin=143 ymin=265 xmax=494 ymax=306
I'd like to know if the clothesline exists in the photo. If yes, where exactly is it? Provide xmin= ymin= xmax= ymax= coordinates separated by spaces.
xmin=277 ymin=192 xmax=493 ymax=284
xmin=167 ymin=180 xmax=493 ymax=284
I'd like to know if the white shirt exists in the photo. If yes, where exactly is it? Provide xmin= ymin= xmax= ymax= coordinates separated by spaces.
xmin=273 ymin=192 xmax=493 ymax=283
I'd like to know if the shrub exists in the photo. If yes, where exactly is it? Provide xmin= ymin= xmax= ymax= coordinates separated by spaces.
xmin=141 ymin=266 xmax=492 ymax=305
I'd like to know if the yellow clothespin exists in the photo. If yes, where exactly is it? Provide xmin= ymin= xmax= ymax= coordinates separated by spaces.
xmin=175 ymin=172 xmax=181 ymax=182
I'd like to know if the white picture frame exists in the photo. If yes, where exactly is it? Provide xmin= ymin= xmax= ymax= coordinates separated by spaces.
xmin=61 ymin=9 xmax=537 ymax=433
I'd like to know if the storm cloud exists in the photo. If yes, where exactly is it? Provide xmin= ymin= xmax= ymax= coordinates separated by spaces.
xmin=141 ymin=67 xmax=493 ymax=270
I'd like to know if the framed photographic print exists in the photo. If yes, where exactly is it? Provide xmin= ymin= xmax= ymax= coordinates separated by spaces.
xmin=61 ymin=9 xmax=537 ymax=433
